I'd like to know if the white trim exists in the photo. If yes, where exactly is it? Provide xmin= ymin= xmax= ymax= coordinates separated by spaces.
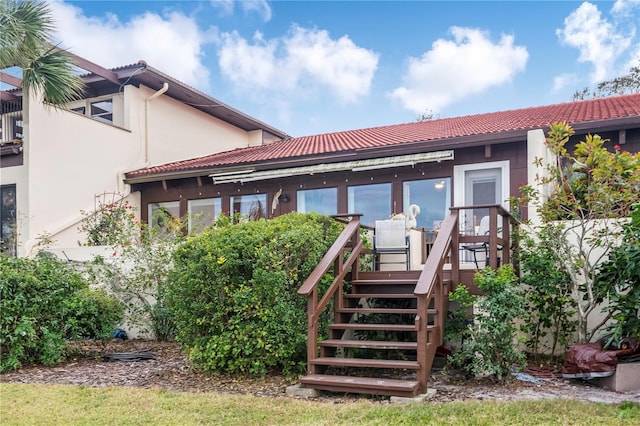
xmin=453 ymin=160 xmax=510 ymax=209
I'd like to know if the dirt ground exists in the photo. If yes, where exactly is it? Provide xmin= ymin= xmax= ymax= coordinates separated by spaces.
xmin=1 ymin=340 xmax=638 ymax=404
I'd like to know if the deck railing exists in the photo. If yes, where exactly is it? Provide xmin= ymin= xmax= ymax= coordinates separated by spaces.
xmin=298 ymin=206 xmax=515 ymax=392
xmin=297 ymin=214 xmax=365 ymax=374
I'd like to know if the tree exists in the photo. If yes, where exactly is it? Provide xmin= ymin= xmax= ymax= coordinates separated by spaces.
xmin=0 ymin=0 xmax=83 ymax=106
xmin=573 ymin=60 xmax=640 ymax=100
xmin=416 ymin=107 xmax=440 ymax=121
xmin=515 ymin=122 xmax=640 ymax=342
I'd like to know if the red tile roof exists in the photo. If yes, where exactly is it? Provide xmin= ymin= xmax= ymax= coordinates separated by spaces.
xmin=126 ymin=93 xmax=640 ymax=180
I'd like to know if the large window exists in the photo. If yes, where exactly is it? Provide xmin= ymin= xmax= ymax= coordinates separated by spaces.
xmin=188 ymin=198 xmax=221 ymax=234
xmin=231 ymin=193 xmax=267 ymax=221
xmin=148 ymin=201 xmax=180 ymax=229
xmin=297 ymin=188 xmax=337 ymax=215
xmin=403 ymin=178 xmax=451 ymax=230
xmin=1 ymin=184 xmax=16 ymax=256
xmin=348 ymin=183 xmax=392 ymax=227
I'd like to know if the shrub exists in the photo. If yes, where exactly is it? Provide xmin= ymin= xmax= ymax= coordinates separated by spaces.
xmin=0 ymin=253 xmax=123 ymax=372
xmin=512 ymin=122 xmax=640 ymax=342
xmin=83 ymin=201 xmax=185 ymax=341
xmin=448 ymin=265 xmax=526 ymax=382
xmin=517 ymin=225 xmax=577 ymax=358
xmin=78 ymin=193 xmax=137 ymax=247
xmin=595 ymin=203 xmax=640 ymax=345
xmin=166 ymin=212 xmax=343 ymax=375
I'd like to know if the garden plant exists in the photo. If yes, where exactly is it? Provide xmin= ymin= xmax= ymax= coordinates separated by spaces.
xmin=514 ymin=122 xmax=640 ymax=343
xmin=165 ymin=212 xmax=343 ymax=375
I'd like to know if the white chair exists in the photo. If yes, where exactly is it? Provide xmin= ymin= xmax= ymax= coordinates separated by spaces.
xmin=373 ymin=220 xmax=410 ymax=270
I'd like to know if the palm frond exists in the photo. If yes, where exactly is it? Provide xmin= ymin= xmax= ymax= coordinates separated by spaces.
xmin=22 ymin=49 xmax=85 ymax=105
xmin=1 ymin=0 xmax=86 ymax=106
xmin=0 ymin=0 xmax=54 ymax=67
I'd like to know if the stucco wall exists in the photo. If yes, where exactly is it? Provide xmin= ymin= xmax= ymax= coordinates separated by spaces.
xmin=8 ymin=84 xmax=257 ymax=255
xmin=141 ymin=85 xmax=253 ymax=165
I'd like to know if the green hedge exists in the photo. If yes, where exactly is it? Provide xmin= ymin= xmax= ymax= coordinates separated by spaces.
xmin=0 ymin=253 xmax=124 ymax=372
xmin=166 ymin=212 xmax=343 ymax=375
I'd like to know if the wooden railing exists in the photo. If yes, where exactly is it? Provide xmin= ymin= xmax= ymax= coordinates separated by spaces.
xmin=298 ymin=206 xmax=516 ymax=392
xmin=413 ymin=204 xmax=515 ymax=391
xmin=297 ymin=214 xmax=365 ymax=374
xmin=414 ymin=209 xmax=459 ymax=391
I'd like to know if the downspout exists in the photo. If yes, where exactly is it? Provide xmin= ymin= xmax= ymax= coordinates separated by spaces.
xmin=144 ymin=82 xmax=169 ymax=164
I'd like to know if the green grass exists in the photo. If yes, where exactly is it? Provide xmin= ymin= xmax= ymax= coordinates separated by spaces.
xmin=1 ymin=383 xmax=638 ymax=425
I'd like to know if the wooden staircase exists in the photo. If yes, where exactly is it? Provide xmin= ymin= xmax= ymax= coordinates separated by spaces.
xmin=297 ymin=206 xmax=513 ymax=397
xmin=301 ymin=270 xmax=450 ymax=397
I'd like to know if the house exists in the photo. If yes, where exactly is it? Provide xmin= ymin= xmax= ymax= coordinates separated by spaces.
xmin=0 ymin=54 xmax=288 ymax=257
xmin=124 ymin=93 xmax=640 ymax=234
xmin=123 ymin=94 xmax=640 ymax=397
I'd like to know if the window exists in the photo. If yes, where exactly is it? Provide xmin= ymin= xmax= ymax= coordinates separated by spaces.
xmin=297 ymin=188 xmax=337 ymax=215
xmin=1 ymin=185 xmax=17 ymax=256
xmin=69 ymin=97 xmax=114 ymax=124
xmin=188 ymin=198 xmax=221 ymax=234
xmin=403 ymin=178 xmax=451 ymax=230
xmin=148 ymin=201 xmax=180 ymax=230
xmin=348 ymin=183 xmax=392 ymax=227
xmin=91 ymin=99 xmax=113 ymax=124
xmin=230 ymin=193 xmax=267 ymax=221
xmin=0 ymin=112 xmax=23 ymax=142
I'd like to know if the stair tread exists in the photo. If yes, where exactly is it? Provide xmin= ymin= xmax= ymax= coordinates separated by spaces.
xmin=300 ymin=374 xmax=420 ymax=395
xmin=344 ymin=293 xmax=416 ymax=299
xmin=320 ymin=339 xmax=417 ymax=349
xmin=337 ymin=308 xmax=418 ymax=314
xmin=310 ymin=357 xmax=420 ymax=369
xmin=329 ymin=323 xmax=416 ymax=331
xmin=351 ymin=279 xmax=418 ymax=285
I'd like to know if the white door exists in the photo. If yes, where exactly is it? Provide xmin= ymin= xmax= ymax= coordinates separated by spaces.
xmin=454 ymin=161 xmax=509 ymax=233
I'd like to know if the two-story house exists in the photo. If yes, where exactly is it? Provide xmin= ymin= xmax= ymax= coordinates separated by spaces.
xmin=0 ymin=55 xmax=288 ymax=256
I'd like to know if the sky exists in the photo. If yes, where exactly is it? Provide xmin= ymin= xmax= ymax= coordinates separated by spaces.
xmin=46 ymin=0 xmax=640 ymax=137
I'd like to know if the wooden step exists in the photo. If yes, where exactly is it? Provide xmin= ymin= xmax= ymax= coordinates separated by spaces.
xmin=310 ymin=357 xmax=420 ymax=369
xmin=300 ymin=374 xmax=421 ymax=397
xmin=320 ymin=339 xmax=417 ymax=350
xmin=356 ymin=271 xmax=421 ymax=281
xmin=329 ymin=323 xmax=416 ymax=332
xmin=344 ymin=293 xmax=417 ymax=299
xmin=351 ymin=279 xmax=418 ymax=286
xmin=337 ymin=307 xmax=417 ymax=314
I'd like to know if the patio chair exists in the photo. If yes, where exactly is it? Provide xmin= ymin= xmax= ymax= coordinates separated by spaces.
xmin=373 ymin=219 xmax=410 ymax=270
xmin=461 ymin=216 xmax=502 ymax=268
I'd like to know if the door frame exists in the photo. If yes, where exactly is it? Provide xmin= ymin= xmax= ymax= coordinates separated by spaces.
xmin=453 ymin=160 xmax=510 ymax=230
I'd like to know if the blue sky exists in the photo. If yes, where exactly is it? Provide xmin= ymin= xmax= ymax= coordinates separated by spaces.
xmin=48 ymin=1 xmax=640 ymax=137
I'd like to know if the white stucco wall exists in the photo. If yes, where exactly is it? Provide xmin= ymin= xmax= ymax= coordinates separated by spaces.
xmin=141 ymin=85 xmax=253 ymax=165
xmin=3 ymin=83 xmax=261 ymax=256
xmin=526 ymin=128 xmax=552 ymax=227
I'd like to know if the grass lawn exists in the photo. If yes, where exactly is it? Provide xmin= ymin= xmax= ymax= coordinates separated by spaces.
xmin=1 ymin=383 xmax=638 ymax=425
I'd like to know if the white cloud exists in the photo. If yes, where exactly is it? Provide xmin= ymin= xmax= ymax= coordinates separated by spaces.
xmin=217 ymin=25 xmax=379 ymax=104
xmin=389 ymin=27 xmax=528 ymax=114
xmin=49 ymin=2 xmax=213 ymax=89
xmin=552 ymin=73 xmax=577 ymax=93
xmin=218 ymin=31 xmax=279 ymax=88
xmin=210 ymin=0 xmax=272 ymax=22
xmin=611 ymin=0 xmax=640 ymax=16
xmin=556 ymin=2 xmax=633 ymax=83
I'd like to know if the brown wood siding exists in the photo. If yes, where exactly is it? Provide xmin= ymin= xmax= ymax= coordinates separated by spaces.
xmin=134 ymin=141 xmax=528 ymax=222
